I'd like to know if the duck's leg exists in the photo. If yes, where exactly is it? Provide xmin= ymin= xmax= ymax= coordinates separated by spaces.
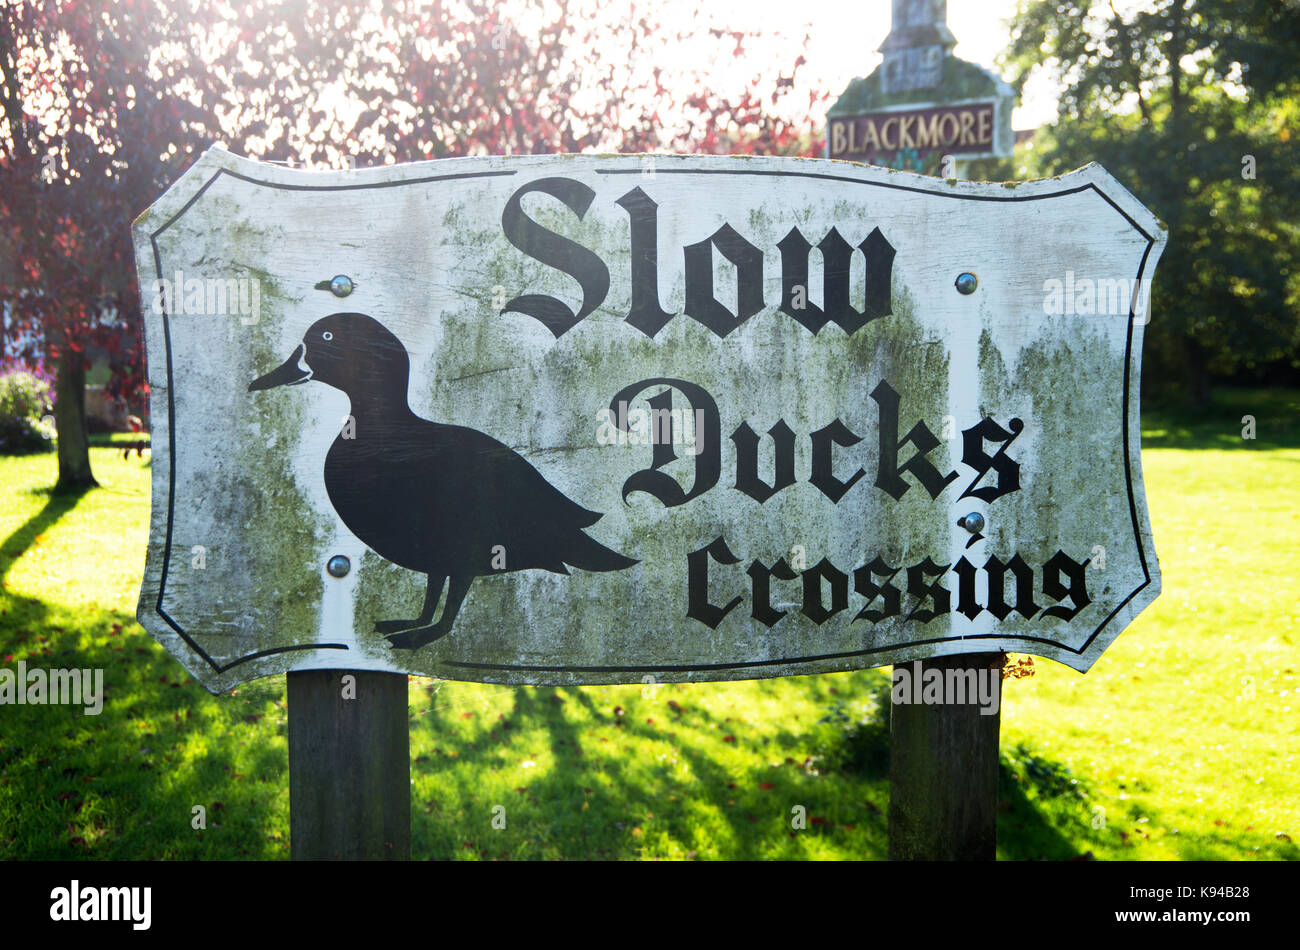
xmin=374 ymin=573 xmax=446 ymax=634
xmin=385 ymin=575 xmax=474 ymax=650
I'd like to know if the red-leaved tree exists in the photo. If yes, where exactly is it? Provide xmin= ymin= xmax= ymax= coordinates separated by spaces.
xmin=1 ymin=0 xmax=824 ymax=490
xmin=1 ymin=0 xmax=219 ymax=489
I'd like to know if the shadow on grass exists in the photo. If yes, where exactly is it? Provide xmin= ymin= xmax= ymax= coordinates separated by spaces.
xmin=803 ymin=687 xmax=1088 ymax=859
xmin=401 ymin=672 xmax=1138 ymax=861
xmin=996 ymin=743 xmax=1091 ymax=860
xmin=0 ymin=485 xmax=91 ymax=582
xmin=406 ymin=674 xmax=897 ymax=860
xmin=0 ymin=644 xmax=293 ymax=858
xmin=0 ymin=595 xmax=292 ymax=858
xmin=0 ymin=484 xmax=93 ymax=642
xmin=2 ymin=491 xmax=290 ymax=861
xmin=408 ymin=684 xmax=673 ymax=860
xmin=1142 ymin=387 xmax=1300 ymax=451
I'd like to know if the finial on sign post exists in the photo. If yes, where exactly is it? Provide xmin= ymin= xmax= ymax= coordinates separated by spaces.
xmin=879 ymin=0 xmax=958 ymax=94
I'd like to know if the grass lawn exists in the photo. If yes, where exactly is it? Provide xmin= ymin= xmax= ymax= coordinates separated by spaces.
xmin=1 ymin=392 xmax=1297 ymax=860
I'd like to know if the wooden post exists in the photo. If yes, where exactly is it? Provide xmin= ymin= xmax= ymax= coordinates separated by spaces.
xmin=288 ymin=670 xmax=410 ymax=860
xmin=888 ymin=653 xmax=1001 ymax=860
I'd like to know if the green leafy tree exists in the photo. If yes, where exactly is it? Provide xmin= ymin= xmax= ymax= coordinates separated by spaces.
xmin=1002 ymin=0 xmax=1300 ymax=405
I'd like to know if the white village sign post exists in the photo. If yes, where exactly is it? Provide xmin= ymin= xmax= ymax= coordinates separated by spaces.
xmin=133 ymin=147 xmax=1164 ymax=859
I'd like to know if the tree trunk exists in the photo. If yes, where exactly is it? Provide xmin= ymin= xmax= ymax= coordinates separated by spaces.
xmin=54 ymin=346 xmax=97 ymax=492
xmin=1182 ymin=336 xmax=1212 ymax=410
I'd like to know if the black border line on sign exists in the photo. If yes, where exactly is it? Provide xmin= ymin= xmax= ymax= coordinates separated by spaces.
xmin=148 ymin=162 xmax=1154 ymax=676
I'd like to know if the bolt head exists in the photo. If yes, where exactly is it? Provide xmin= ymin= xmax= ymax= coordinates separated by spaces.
xmin=329 ymin=274 xmax=354 ymax=298
xmin=955 ymin=272 xmax=978 ymax=295
xmin=326 ymin=554 xmax=351 ymax=578
xmin=958 ymin=512 xmax=986 ymax=534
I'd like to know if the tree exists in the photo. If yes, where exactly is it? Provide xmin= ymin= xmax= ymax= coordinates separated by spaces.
xmin=1002 ymin=0 xmax=1300 ymax=406
xmin=191 ymin=0 xmax=822 ymax=163
xmin=1 ymin=0 xmax=821 ymax=489
xmin=0 ymin=0 xmax=216 ymax=489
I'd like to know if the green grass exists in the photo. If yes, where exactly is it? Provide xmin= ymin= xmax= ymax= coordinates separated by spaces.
xmin=1 ymin=388 xmax=1297 ymax=860
xmin=88 ymin=432 xmax=151 ymax=446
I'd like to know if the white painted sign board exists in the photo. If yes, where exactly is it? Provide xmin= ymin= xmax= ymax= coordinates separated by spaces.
xmin=132 ymin=147 xmax=1164 ymax=693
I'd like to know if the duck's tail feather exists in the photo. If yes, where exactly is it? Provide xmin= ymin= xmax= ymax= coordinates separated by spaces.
xmin=563 ymin=530 xmax=638 ymax=572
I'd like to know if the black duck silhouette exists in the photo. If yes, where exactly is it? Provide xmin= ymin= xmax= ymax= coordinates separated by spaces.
xmin=248 ymin=312 xmax=637 ymax=650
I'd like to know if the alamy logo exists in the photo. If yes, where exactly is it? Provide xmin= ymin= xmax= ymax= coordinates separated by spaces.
xmin=149 ymin=269 xmax=261 ymax=324
xmin=0 ymin=662 xmax=104 ymax=715
xmin=49 ymin=880 xmax=151 ymax=930
xmin=1042 ymin=271 xmax=1150 ymax=321
xmin=891 ymin=659 xmax=1001 ymax=716
xmin=596 ymin=401 xmax=706 ymax=455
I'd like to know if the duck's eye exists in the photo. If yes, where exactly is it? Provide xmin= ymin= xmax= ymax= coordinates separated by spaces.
xmin=322 ymin=331 xmax=334 ymax=341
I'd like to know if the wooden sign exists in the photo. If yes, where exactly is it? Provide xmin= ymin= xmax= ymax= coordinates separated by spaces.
xmin=827 ymin=101 xmax=1005 ymax=165
xmin=132 ymin=148 xmax=1165 ymax=693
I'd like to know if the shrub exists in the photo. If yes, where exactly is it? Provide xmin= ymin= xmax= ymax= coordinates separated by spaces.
xmin=0 ymin=367 xmax=56 ymax=454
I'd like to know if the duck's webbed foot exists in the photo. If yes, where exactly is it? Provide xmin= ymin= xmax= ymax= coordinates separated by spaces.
xmin=384 ymin=621 xmax=452 ymax=651
xmin=373 ymin=574 xmax=447 ymax=638
xmin=382 ymin=575 xmax=473 ymax=651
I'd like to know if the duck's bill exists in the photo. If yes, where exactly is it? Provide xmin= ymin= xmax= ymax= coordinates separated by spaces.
xmin=247 ymin=343 xmax=312 ymax=392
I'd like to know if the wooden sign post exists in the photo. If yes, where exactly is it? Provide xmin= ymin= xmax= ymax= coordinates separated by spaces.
xmin=286 ymin=670 xmax=409 ymax=860
xmin=888 ymin=653 xmax=1002 ymax=860
xmin=132 ymin=149 xmax=1164 ymax=860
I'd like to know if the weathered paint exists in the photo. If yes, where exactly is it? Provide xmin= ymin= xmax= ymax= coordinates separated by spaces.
xmin=132 ymin=148 xmax=1165 ymax=693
